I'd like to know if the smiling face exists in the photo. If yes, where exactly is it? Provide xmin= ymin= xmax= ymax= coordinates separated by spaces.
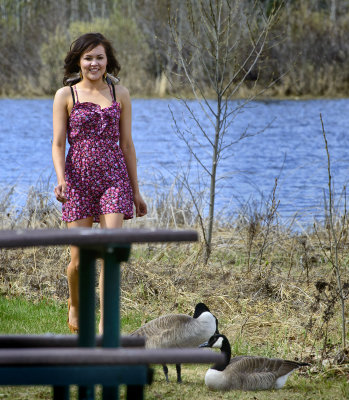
xmin=79 ymin=44 xmax=107 ymax=81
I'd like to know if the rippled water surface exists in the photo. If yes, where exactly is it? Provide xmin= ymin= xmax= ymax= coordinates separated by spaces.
xmin=1 ymin=97 xmax=349 ymax=226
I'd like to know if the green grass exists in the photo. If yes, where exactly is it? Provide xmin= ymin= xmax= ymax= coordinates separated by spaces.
xmin=0 ymin=296 xmax=68 ymax=334
xmin=0 ymin=296 xmax=347 ymax=400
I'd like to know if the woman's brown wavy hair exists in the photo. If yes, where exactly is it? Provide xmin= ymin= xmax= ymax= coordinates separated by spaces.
xmin=63 ymin=32 xmax=121 ymax=85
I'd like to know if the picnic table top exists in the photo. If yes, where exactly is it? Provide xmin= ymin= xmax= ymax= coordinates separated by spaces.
xmin=0 ymin=334 xmax=145 ymax=348
xmin=0 ymin=347 xmax=224 ymax=366
xmin=0 ymin=228 xmax=198 ymax=248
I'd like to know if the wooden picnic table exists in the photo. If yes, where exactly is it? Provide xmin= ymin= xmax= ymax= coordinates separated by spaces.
xmin=0 ymin=228 xmax=223 ymax=400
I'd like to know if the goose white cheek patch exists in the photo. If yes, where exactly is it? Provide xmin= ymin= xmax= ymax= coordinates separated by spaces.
xmin=212 ymin=337 xmax=224 ymax=348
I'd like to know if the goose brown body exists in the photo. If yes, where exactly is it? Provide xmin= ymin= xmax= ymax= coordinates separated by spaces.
xmin=132 ymin=313 xmax=216 ymax=348
xmin=201 ymin=335 xmax=309 ymax=391
xmin=131 ymin=303 xmax=219 ymax=382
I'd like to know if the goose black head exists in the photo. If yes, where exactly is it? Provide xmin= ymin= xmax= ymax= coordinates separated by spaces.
xmin=193 ymin=303 xmax=219 ymax=334
xmin=199 ymin=334 xmax=231 ymax=371
xmin=193 ymin=303 xmax=210 ymax=318
xmin=199 ymin=334 xmax=226 ymax=349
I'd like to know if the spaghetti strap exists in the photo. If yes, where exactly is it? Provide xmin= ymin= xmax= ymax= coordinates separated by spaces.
xmin=70 ymin=86 xmax=75 ymax=106
xmin=108 ymin=83 xmax=116 ymax=102
xmin=73 ymin=85 xmax=79 ymax=103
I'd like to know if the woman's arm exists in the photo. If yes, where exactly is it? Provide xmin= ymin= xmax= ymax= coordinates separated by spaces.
xmin=52 ymin=87 xmax=69 ymax=203
xmin=118 ymin=86 xmax=147 ymax=217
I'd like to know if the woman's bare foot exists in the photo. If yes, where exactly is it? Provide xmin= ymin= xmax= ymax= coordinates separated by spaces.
xmin=67 ymin=299 xmax=79 ymax=333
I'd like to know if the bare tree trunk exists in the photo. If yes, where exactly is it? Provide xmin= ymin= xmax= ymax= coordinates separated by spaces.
xmin=205 ymin=97 xmax=221 ymax=262
xmin=70 ymin=0 xmax=79 ymax=22
xmin=330 ymin=0 xmax=336 ymax=22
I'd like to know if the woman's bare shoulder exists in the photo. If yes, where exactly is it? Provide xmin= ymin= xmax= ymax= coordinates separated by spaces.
xmin=115 ymin=84 xmax=131 ymax=108
xmin=54 ymin=86 xmax=71 ymax=102
xmin=116 ymin=84 xmax=130 ymax=99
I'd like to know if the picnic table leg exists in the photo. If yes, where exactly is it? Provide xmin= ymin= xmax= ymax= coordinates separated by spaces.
xmin=53 ymin=385 xmax=70 ymax=399
xmin=102 ymin=245 xmax=131 ymax=400
xmin=126 ymin=385 xmax=144 ymax=400
xmin=126 ymin=366 xmax=153 ymax=400
xmin=78 ymin=248 xmax=97 ymax=400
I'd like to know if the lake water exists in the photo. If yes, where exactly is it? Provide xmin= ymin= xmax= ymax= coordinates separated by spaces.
xmin=1 ymin=97 xmax=349 ymax=228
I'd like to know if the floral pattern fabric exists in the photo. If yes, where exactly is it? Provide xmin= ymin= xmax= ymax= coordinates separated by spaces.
xmin=62 ymin=85 xmax=134 ymax=222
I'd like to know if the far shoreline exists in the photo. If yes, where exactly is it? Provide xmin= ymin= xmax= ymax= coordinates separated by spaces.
xmin=1 ymin=93 xmax=349 ymax=101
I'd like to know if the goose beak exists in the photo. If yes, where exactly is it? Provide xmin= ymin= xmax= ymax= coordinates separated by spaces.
xmin=199 ymin=341 xmax=209 ymax=348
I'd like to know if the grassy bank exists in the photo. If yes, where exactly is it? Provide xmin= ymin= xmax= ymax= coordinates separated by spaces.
xmin=0 ymin=186 xmax=348 ymax=399
xmin=0 ymin=296 xmax=347 ymax=400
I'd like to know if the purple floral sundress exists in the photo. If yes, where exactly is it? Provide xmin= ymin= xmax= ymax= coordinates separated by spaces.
xmin=62 ymin=84 xmax=133 ymax=223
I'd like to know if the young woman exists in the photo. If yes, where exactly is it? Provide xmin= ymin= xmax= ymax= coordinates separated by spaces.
xmin=52 ymin=32 xmax=147 ymax=334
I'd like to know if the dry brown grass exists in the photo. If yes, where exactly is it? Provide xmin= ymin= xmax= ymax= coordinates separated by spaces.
xmin=0 ymin=185 xmax=348 ymax=379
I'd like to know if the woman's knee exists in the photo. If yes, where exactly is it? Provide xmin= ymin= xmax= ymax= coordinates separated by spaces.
xmin=68 ymin=246 xmax=80 ymax=272
xmin=68 ymin=258 xmax=79 ymax=273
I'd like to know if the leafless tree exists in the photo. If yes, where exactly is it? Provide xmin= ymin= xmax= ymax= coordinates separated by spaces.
xmin=167 ymin=0 xmax=281 ymax=261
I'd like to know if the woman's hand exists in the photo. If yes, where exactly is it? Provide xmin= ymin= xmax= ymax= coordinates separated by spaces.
xmin=134 ymin=192 xmax=147 ymax=217
xmin=54 ymin=182 xmax=67 ymax=203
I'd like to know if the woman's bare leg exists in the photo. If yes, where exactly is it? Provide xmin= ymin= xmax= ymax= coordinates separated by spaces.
xmin=98 ymin=213 xmax=124 ymax=334
xmin=66 ymin=217 xmax=94 ymax=330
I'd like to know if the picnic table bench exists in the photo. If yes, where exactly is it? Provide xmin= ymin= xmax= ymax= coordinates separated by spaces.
xmin=0 ymin=228 xmax=224 ymax=400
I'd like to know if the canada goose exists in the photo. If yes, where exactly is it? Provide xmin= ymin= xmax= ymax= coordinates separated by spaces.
xmin=131 ymin=302 xmax=219 ymax=383
xmin=199 ymin=334 xmax=310 ymax=391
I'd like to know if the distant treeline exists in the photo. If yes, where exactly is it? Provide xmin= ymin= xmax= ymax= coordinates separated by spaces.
xmin=1 ymin=0 xmax=349 ymax=98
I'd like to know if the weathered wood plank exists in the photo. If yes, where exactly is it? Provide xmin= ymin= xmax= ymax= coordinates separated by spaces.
xmin=0 ymin=348 xmax=223 ymax=366
xmin=0 ymin=365 xmax=150 ymax=386
xmin=0 ymin=228 xmax=198 ymax=248
xmin=0 ymin=335 xmax=145 ymax=348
